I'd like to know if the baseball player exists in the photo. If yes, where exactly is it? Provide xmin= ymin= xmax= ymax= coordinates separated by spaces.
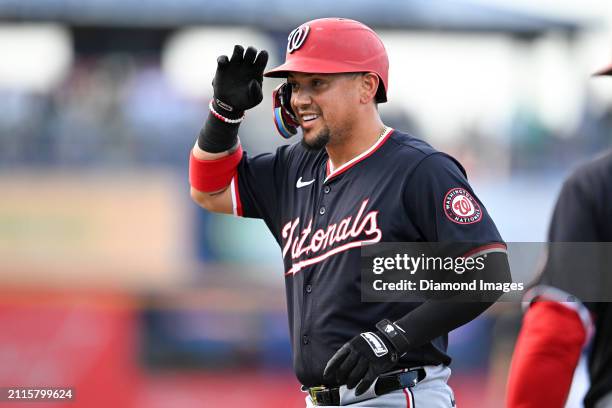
xmin=190 ymin=18 xmax=511 ymax=407
xmin=506 ymin=61 xmax=612 ymax=408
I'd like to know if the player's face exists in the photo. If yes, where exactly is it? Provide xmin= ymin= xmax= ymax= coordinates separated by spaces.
xmin=287 ymin=72 xmax=363 ymax=150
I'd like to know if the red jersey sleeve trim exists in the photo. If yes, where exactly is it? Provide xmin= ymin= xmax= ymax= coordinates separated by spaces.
xmin=461 ymin=242 xmax=507 ymax=259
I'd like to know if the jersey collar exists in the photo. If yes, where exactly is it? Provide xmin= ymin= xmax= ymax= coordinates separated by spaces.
xmin=324 ymin=127 xmax=394 ymax=183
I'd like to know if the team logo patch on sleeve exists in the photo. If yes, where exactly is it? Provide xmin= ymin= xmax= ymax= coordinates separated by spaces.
xmin=443 ymin=187 xmax=482 ymax=224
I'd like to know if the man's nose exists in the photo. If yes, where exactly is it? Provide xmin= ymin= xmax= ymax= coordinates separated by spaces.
xmin=292 ymin=88 xmax=312 ymax=109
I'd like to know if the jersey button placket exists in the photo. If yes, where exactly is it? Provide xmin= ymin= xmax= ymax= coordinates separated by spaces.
xmin=317 ymin=177 xmax=333 ymax=221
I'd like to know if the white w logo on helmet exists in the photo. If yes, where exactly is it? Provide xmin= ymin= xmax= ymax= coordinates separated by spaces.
xmin=287 ymin=25 xmax=309 ymax=53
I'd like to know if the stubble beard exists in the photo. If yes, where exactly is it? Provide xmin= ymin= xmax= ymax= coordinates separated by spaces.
xmin=301 ymin=126 xmax=331 ymax=151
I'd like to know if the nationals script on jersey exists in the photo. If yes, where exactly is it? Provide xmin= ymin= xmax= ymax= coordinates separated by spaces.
xmin=229 ymin=128 xmax=504 ymax=386
xmin=282 ymin=198 xmax=381 ymax=275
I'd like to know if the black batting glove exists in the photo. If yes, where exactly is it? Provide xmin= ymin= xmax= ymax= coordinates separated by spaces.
xmin=323 ymin=330 xmax=399 ymax=397
xmin=212 ymin=45 xmax=268 ymax=119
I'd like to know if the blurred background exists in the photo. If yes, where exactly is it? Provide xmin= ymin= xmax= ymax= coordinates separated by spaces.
xmin=1 ymin=0 xmax=612 ymax=407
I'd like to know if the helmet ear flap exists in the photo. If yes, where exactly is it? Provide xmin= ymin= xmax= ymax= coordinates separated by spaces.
xmin=273 ymin=83 xmax=299 ymax=139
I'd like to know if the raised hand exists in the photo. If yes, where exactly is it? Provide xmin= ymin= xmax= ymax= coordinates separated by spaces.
xmin=212 ymin=45 xmax=269 ymax=117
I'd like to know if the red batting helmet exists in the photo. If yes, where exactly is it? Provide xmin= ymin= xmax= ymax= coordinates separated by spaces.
xmin=264 ymin=18 xmax=389 ymax=103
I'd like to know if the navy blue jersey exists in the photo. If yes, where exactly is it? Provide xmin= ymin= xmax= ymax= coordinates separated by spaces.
xmin=230 ymin=128 xmax=504 ymax=386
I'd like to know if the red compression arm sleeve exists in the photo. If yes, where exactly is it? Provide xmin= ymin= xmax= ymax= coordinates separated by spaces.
xmin=506 ymin=301 xmax=587 ymax=408
xmin=189 ymin=145 xmax=243 ymax=193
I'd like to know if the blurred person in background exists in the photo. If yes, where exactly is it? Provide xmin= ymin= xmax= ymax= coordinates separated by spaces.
xmin=506 ymin=60 xmax=612 ymax=408
xmin=189 ymin=17 xmax=511 ymax=407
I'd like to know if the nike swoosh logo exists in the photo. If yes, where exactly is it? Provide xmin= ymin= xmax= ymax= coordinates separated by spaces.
xmin=296 ymin=177 xmax=315 ymax=188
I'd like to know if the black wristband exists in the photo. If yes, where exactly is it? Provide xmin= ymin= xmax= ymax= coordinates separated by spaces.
xmin=197 ymin=111 xmax=240 ymax=153
xmin=376 ymin=319 xmax=411 ymax=353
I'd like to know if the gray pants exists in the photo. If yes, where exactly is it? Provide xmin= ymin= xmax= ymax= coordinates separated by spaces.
xmin=305 ymin=365 xmax=456 ymax=407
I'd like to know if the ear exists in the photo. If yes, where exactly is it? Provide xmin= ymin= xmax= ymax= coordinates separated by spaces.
xmin=359 ymin=73 xmax=379 ymax=104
